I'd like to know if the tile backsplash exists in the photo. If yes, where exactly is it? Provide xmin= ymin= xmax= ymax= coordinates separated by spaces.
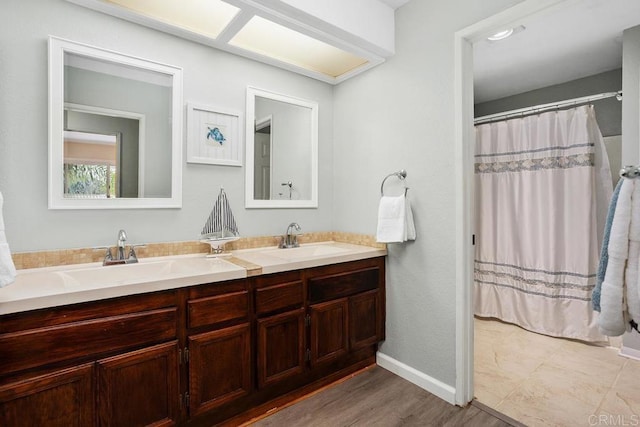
xmin=12 ymin=232 xmax=385 ymax=270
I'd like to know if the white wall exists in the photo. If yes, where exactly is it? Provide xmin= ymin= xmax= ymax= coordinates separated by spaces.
xmin=332 ymin=0 xmax=523 ymax=388
xmin=0 ymin=0 xmax=333 ymax=252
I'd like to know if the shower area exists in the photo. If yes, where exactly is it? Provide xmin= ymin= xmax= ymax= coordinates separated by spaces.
xmin=470 ymin=71 xmax=640 ymax=425
xmin=468 ymin=2 xmax=640 ymax=423
xmin=473 ymin=96 xmax=617 ymax=343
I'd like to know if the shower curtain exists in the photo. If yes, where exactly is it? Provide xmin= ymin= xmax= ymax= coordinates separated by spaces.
xmin=474 ymin=105 xmax=612 ymax=342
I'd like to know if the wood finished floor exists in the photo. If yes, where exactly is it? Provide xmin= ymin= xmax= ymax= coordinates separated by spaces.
xmin=248 ymin=366 xmax=519 ymax=427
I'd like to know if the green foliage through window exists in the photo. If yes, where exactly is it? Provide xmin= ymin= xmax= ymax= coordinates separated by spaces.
xmin=64 ymin=164 xmax=116 ymax=198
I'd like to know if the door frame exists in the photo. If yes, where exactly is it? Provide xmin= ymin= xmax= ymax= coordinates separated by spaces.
xmin=453 ymin=0 xmax=572 ymax=405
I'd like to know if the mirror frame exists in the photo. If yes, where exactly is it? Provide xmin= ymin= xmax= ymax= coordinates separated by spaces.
xmin=48 ymin=36 xmax=183 ymax=209
xmin=245 ymin=86 xmax=318 ymax=208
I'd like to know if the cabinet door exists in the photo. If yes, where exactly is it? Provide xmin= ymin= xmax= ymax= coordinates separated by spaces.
xmin=0 ymin=364 xmax=94 ymax=427
xmin=97 ymin=341 xmax=179 ymax=427
xmin=188 ymin=323 xmax=251 ymax=416
xmin=310 ymin=298 xmax=348 ymax=366
xmin=349 ymin=290 xmax=381 ymax=350
xmin=257 ymin=308 xmax=305 ymax=388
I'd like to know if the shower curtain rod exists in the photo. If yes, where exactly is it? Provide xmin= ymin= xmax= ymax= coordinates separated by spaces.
xmin=474 ymin=90 xmax=622 ymax=125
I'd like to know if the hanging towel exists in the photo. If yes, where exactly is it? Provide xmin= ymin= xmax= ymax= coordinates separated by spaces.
xmin=626 ymin=180 xmax=640 ymax=322
xmin=599 ymin=178 xmax=633 ymax=336
xmin=376 ymin=194 xmax=416 ymax=243
xmin=593 ymin=179 xmax=624 ymax=311
xmin=0 ymin=192 xmax=16 ymax=288
xmin=405 ymin=196 xmax=416 ymax=241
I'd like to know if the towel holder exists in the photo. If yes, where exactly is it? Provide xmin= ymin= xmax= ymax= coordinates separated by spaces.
xmin=381 ymin=170 xmax=408 ymax=196
xmin=620 ymin=165 xmax=640 ymax=179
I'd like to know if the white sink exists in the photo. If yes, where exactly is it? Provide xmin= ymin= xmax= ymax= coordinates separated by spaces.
xmin=59 ymin=261 xmax=173 ymax=287
xmin=231 ymin=242 xmax=386 ymax=275
xmin=260 ymin=244 xmax=350 ymax=261
xmin=57 ymin=257 xmax=241 ymax=288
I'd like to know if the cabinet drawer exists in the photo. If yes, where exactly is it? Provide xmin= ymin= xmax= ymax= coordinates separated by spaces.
xmin=309 ymin=267 xmax=379 ymax=304
xmin=188 ymin=291 xmax=248 ymax=329
xmin=255 ymin=281 xmax=303 ymax=316
xmin=0 ymin=308 xmax=177 ymax=376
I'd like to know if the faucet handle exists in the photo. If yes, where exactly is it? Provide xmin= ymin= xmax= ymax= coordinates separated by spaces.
xmin=95 ymin=246 xmax=115 ymax=265
xmin=128 ymin=244 xmax=146 ymax=262
xmin=94 ymin=246 xmax=112 ymax=258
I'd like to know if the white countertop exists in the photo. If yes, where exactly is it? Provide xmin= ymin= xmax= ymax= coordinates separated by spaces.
xmin=0 ymin=254 xmax=246 ymax=315
xmin=231 ymin=241 xmax=387 ymax=274
xmin=0 ymin=242 xmax=386 ymax=315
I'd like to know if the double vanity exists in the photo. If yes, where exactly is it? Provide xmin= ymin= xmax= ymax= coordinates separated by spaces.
xmin=0 ymin=241 xmax=386 ymax=426
xmin=0 ymin=19 xmax=385 ymax=426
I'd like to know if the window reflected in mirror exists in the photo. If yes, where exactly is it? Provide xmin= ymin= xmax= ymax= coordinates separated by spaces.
xmin=64 ymin=105 xmax=142 ymax=199
xmin=63 ymin=130 xmax=118 ymax=198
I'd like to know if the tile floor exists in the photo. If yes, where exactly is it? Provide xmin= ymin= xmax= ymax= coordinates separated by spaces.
xmin=475 ymin=317 xmax=640 ymax=427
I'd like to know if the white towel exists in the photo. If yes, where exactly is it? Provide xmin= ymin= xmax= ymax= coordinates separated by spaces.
xmin=376 ymin=194 xmax=416 ymax=243
xmin=405 ymin=196 xmax=416 ymax=241
xmin=0 ymin=192 xmax=16 ymax=288
xmin=599 ymin=179 xmax=633 ymax=336
xmin=627 ymin=180 xmax=640 ymax=322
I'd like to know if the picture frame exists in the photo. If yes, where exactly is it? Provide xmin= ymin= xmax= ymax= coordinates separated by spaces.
xmin=186 ymin=102 xmax=243 ymax=166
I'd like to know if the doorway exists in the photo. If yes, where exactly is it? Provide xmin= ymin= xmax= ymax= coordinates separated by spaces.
xmin=454 ymin=0 xmax=640 ymax=417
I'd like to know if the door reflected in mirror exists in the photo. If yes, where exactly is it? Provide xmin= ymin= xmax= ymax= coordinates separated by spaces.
xmin=49 ymin=37 xmax=183 ymax=209
xmin=245 ymin=87 xmax=318 ymax=208
xmin=254 ymin=115 xmax=272 ymax=200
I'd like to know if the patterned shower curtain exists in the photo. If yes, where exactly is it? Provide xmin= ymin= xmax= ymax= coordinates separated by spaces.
xmin=474 ymin=105 xmax=613 ymax=342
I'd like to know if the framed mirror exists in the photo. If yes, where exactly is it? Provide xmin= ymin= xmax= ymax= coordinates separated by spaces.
xmin=48 ymin=36 xmax=183 ymax=209
xmin=245 ymin=87 xmax=318 ymax=208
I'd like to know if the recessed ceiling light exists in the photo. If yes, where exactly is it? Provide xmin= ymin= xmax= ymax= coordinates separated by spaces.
xmin=487 ymin=29 xmax=514 ymax=41
xmin=487 ymin=25 xmax=525 ymax=42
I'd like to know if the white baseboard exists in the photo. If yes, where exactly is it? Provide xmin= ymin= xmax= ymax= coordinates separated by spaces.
xmin=376 ymin=352 xmax=456 ymax=405
xmin=620 ymin=345 xmax=640 ymax=361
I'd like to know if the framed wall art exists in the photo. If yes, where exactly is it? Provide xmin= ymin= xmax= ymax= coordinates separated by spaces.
xmin=187 ymin=102 xmax=243 ymax=166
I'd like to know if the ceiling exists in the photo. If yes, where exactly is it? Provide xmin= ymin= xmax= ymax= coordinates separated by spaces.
xmin=378 ymin=0 xmax=411 ymax=9
xmin=68 ymin=0 xmax=396 ymax=84
xmin=473 ymin=0 xmax=640 ymax=103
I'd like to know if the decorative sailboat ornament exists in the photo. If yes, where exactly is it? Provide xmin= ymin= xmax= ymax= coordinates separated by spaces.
xmin=200 ymin=186 xmax=240 ymax=257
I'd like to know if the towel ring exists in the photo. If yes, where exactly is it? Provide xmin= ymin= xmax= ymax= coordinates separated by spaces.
xmin=381 ymin=170 xmax=408 ymax=196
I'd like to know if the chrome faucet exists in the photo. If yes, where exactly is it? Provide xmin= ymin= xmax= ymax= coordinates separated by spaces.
xmin=117 ymin=229 xmax=127 ymax=260
xmin=103 ymin=229 xmax=142 ymax=265
xmin=280 ymin=222 xmax=301 ymax=248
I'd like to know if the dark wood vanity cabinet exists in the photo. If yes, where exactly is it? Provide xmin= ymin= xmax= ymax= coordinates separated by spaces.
xmin=0 ymin=363 xmax=95 ymax=427
xmin=0 ymin=291 xmax=181 ymax=427
xmin=96 ymin=341 xmax=180 ymax=427
xmin=0 ymin=256 xmax=384 ymax=426
xmin=307 ymin=259 xmax=385 ymax=369
xmin=254 ymin=271 xmax=306 ymax=389
xmin=186 ymin=280 xmax=251 ymax=417
xmin=309 ymin=298 xmax=349 ymax=366
xmin=257 ymin=308 xmax=306 ymax=388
